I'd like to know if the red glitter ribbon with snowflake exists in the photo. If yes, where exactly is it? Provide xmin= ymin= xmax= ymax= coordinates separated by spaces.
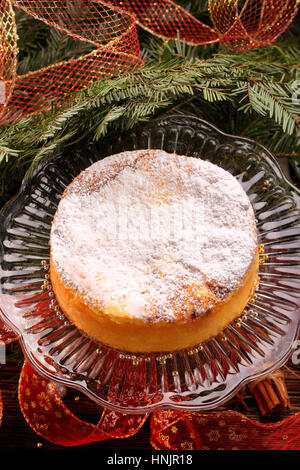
xmin=0 ymin=319 xmax=300 ymax=448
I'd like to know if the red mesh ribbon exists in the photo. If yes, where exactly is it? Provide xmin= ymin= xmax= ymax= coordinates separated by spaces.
xmin=150 ymin=409 xmax=300 ymax=450
xmin=0 ymin=0 xmax=299 ymax=122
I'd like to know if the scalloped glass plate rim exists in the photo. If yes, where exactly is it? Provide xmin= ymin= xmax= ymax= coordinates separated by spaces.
xmin=0 ymin=114 xmax=299 ymax=414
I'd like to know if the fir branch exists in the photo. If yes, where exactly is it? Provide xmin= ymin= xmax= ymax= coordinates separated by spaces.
xmin=0 ymin=144 xmax=19 ymax=164
xmin=93 ymin=106 xmax=126 ymax=140
xmin=0 ymin=50 xmax=299 ymax=181
xmin=238 ymin=79 xmax=299 ymax=134
xmin=1 ymin=11 xmax=300 ymax=203
xmin=27 ymin=131 xmax=77 ymax=172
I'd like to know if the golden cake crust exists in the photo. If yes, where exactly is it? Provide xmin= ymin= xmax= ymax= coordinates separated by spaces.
xmin=50 ymin=253 xmax=259 ymax=352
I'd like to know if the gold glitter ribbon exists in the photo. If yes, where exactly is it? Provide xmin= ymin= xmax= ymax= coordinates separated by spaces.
xmin=0 ymin=0 xmax=298 ymax=122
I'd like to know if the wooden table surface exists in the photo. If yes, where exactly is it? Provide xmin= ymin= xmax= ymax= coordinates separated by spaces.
xmin=0 ymin=157 xmax=299 ymax=451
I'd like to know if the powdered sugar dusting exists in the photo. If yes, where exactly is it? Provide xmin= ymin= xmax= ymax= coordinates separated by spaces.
xmin=50 ymin=150 xmax=257 ymax=322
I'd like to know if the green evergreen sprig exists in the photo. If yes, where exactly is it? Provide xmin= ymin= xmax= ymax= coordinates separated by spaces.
xmin=0 ymin=9 xmax=299 ymax=205
xmin=1 ymin=48 xmax=299 ymax=169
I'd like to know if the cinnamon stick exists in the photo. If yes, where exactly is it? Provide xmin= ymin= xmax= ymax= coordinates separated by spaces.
xmin=248 ymin=369 xmax=290 ymax=416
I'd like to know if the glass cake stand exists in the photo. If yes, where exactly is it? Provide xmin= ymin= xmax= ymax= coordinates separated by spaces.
xmin=0 ymin=115 xmax=300 ymax=414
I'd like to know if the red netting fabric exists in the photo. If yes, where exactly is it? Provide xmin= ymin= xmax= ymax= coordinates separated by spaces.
xmin=0 ymin=1 xmax=298 ymax=122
